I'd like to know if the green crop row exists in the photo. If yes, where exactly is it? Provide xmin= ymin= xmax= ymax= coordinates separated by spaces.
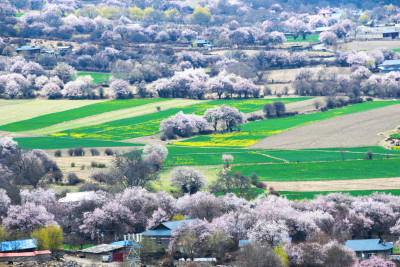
xmin=232 ymin=158 xmax=400 ymax=182
xmin=0 ymin=99 xmax=168 ymax=132
xmin=76 ymin=72 xmax=111 ymax=83
xmin=14 ymin=137 xmax=142 ymax=150
xmin=164 ymin=146 xmax=400 ymax=166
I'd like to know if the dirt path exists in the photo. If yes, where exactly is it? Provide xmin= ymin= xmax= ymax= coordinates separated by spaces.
xmin=263 ymin=177 xmax=400 ymax=192
xmin=249 ymin=104 xmax=400 ymax=149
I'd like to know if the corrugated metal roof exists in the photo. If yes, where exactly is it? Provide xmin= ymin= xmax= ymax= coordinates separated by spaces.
xmin=345 ymin=239 xmax=395 ymax=252
xmin=193 ymin=40 xmax=209 ymax=44
xmin=383 ymin=29 xmax=399 ymax=34
xmin=110 ymin=240 xmax=141 ymax=248
xmin=161 ymin=219 xmax=200 ymax=230
xmin=0 ymin=250 xmax=50 ymax=258
xmin=380 ymin=59 xmax=400 ymax=66
xmin=140 ymin=229 xmax=172 ymax=236
xmin=80 ymin=244 xmax=124 ymax=254
xmin=16 ymin=46 xmax=41 ymax=51
xmin=0 ymin=239 xmax=37 ymax=252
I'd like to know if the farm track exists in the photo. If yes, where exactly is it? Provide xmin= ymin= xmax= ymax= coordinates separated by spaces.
xmin=264 ymin=177 xmax=400 ymax=192
xmin=24 ymin=99 xmax=203 ymax=135
xmin=249 ymin=104 xmax=400 ymax=149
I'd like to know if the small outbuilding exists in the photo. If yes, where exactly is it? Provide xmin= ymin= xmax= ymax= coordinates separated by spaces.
xmin=345 ymin=239 xmax=395 ymax=260
xmin=191 ymin=40 xmax=212 ymax=49
xmin=79 ymin=244 xmax=126 ymax=262
xmin=0 ymin=250 xmax=51 ymax=263
xmin=16 ymin=46 xmax=41 ymax=54
xmin=383 ymin=29 xmax=400 ymax=40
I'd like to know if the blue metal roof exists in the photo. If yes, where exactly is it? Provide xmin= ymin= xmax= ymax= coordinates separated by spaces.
xmin=238 ymin=240 xmax=251 ymax=247
xmin=161 ymin=219 xmax=200 ymax=230
xmin=110 ymin=240 xmax=141 ymax=248
xmin=380 ymin=60 xmax=400 ymax=66
xmin=345 ymin=239 xmax=395 ymax=252
xmin=383 ymin=29 xmax=399 ymax=34
xmin=193 ymin=40 xmax=209 ymax=44
xmin=0 ymin=239 xmax=37 ymax=252
xmin=16 ymin=46 xmax=41 ymax=51
xmin=140 ymin=229 xmax=172 ymax=237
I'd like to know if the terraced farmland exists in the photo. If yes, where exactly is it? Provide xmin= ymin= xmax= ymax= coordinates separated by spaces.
xmin=51 ymin=98 xmax=309 ymax=141
xmin=0 ymin=99 xmax=168 ymax=132
xmin=0 ymin=99 xmax=105 ymax=126
xmin=175 ymin=101 xmax=400 ymax=147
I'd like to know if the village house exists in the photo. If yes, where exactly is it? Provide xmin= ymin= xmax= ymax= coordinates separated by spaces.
xmin=140 ymin=219 xmax=200 ymax=251
xmin=15 ymin=46 xmax=41 ymax=55
xmin=378 ymin=59 xmax=400 ymax=73
xmin=383 ymin=29 xmax=400 ymax=40
xmin=79 ymin=244 xmax=127 ymax=262
xmin=345 ymin=239 xmax=395 ymax=260
xmin=0 ymin=239 xmax=51 ymax=263
xmin=191 ymin=40 xmax=212 ymax=49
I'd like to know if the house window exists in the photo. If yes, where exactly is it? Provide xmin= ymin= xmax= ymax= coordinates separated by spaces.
xmin=157 ymin=239 xmax=162 ymax=245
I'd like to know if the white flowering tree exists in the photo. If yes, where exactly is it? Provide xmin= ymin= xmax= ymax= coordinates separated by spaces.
xmin=170 ymin=166 xmax=206 ymax=194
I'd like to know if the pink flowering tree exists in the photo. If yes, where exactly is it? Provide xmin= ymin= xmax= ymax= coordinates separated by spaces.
xmin=0 ymin=189 xmax=10 ymax=219
xmin=355 ymin=255 xmax=395 ymax=267
xmin=3 ymin=202 xmax=57 ymax=233
xmin=79 ymin=201 xmax=135 ymax=239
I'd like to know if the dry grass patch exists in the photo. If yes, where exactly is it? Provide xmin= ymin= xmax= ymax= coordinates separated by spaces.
xmin=265 ymin=177 xmax=400 ymax=192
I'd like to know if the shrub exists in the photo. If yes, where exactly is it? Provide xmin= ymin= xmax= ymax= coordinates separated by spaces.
xmin=73 ymin=147 xmax=85 ymax=156
xmin=67 ymin=173 xmax=81 ymax=185
xmin=54 ymin=150 xmax=62 ymax=157
xmin=68 ymin=148 xmax=73 ymax=156
xmin=104 ymin=148 xmax=114 ymax=156
xmin=365 ymin=150 xmax=374 ymax=160
xmin=90 ymin=148 xmax=100 ymax=156
xmin=78 ymin=183 xmax=105 ymax=192
xmin=71 ymin=163 xmax=75 ymax=167
xmin=91 ymin=171 xmax=114 ymax=184
xmin=52 ymin=171 xmax=63 ymax=183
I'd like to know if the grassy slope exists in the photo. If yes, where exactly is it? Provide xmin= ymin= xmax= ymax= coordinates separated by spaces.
xmin=77 ymin=72 xmax=111 ymax=83
xmin=25 ymin=99 xmax=201 ymax=135
xmin=14 ymin=136 xmax=142 ymax=150
xmin=0 ymin=100 xmax=105 ymax=126
xmin=286 ymin=34 xmax=320 ymax=43
xmin=52 ymin=98 xmax=309 ymax=141
xmin=0 ymin=99 xmax=168 ymax=132
xmin=175 ymin=101 xmax=400 ymax=147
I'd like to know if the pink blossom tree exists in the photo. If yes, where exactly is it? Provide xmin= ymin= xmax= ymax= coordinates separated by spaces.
xmin=3 ymin=202 xmax=57 ymax=233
